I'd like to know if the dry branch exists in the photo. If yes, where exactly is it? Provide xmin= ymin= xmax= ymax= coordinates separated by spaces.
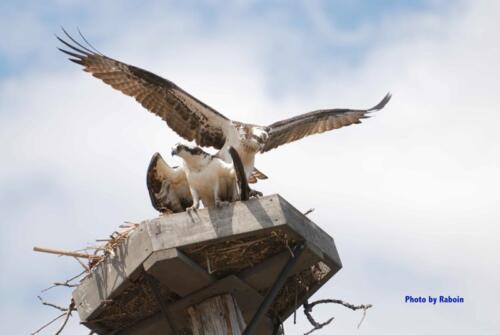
xmin=31 ymin=300 xmax=75 ymax=335
xmin=31 ymin=312 xmax=67 ymax=335
xmin=54 ymin=300 xmax=75 ymax=335
xmin=41 ymin=270 xmax=86 ymax=292
xmin=33 ymin=246 xmax=99 ymax=260
xmin=74 ymin=256 xmax=91 ymax=272
xmin=37 ymin=296 xmax=69 ymax=312
xmin=33 ymin=223 xmax=141 ymax=334
xmin=303 ymin=299 xmax=373 ymax=335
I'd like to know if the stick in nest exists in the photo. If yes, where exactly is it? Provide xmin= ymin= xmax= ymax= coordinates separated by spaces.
xmin=33 ymin=246 xmax=99 ymax=260
xmin=303 ymin=299 xmax=373 ymax=335
xmin=33 ymin=223 xmax=140 ymax=334
xmin=303 ymin=208 xmax=314 ymax=216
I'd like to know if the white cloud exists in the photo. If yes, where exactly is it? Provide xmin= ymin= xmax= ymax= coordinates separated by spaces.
xmin=1 ymin=0 xmax=499 ymax=334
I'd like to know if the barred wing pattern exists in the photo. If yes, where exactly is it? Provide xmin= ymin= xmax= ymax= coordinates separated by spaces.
xmin=57 ymin=32 xmax=230 ymax=149
xmin=146 ymin=152 xmax=192 ymax=213
xmin=262 ymin=93 xmax=391 ymax=152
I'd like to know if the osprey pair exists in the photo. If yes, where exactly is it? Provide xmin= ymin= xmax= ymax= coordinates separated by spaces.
xmin=146 ymin=145 xmax=255 ymax=214
xmin=57 ymin=29 xmax=391 ymax=213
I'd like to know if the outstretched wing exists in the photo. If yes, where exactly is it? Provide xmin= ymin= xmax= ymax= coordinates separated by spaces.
xmin=57 ymin=30 xmax=231 ymax=149
xmin=261 ymin=93 xmax=391 ymax=152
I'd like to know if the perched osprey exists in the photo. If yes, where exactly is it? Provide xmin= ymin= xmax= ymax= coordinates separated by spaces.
xmin=171 ymin=143 xmax=241 ymax=210
xmin=146 ymin=152 xmax=192 ymax=214
xmin=57 ymin=31 xmax=391 ymax=180
xmin=147 ymin=147 xmax=251 ymax=213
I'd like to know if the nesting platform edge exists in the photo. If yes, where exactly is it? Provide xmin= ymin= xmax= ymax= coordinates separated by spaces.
xmin=73 ymin=194 xmax=342 ymax=334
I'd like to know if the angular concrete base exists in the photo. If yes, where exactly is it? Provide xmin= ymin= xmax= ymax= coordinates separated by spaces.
xmin=73 ymin=194 xmax=342 ymax=334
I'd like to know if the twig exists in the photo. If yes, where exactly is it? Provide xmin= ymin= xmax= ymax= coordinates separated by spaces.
xmin=37 ymin=296 xmax=68 ymax=312
xmin=307 ymin=298 xmax=372 ymax=312
xmin=357 ymin=307 xmax=368 ymax=329
xmin=34 ymin=222 xmax=140 ymax=334
xmin=46 ymin=282 xmax=78 ymax=289
xmin=54 ymin=300 xmax=75 ymax=335
xmin=303 ymin=299 xmax=373 ymax=335
xmin=303 ymin=208 xmax=315 ymax=216
xmin=206 ymin=254 xmax=214 ymax=274
xmin=74 ymin=256 xmax=90 ymax=272
xmin=41 ymin=270 xmax=86 ymax=292
xmin=303 ymin=301 xmax=334 ymax=335
xmin=31 ymin=312 xmax=67 ymax=335
xmin=33 ymin=299 xmax=75 ymax=335
xmin=74 ymin=246 xmax=105 ymax=253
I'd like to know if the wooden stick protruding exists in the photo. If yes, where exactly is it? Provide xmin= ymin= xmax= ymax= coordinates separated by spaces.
xmin=33 ymin=246 xmax=99 ymax=260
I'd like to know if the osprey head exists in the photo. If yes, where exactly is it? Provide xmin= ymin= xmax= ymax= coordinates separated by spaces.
xmin=238 ymin=125 xmax=269 ymax=152
xmin=171 ymin=143 xmax=209 ymax=160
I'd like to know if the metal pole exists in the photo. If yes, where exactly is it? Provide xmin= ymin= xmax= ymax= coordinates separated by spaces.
xmin=146 ymin=274 xmax=178 ymax=335
xmin=243 ymin=243 xmax=305 ymax=335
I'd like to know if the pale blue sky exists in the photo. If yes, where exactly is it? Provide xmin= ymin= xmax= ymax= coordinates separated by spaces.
xmin=1 ymin=1 xmax=499 ymax=334
xmin=0 ymin=1 xmax=447 ymax=83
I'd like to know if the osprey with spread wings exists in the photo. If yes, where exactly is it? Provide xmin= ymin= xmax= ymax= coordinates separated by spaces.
xmin=57 ymin=31 xmax=391 ymax=181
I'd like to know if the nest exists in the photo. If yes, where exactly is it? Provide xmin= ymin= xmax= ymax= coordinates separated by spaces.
xmin=271 ymin=261 xmax=331 ymax=316
xmin=85 ymin=226 xmax=329 ymax=330
xmin=69 ymin=224 xmax=181 ymax=332
xmin=181 ymin=228 xmax=331 ymax=318
xmin=86 ymin=273 xmax=180 ymax=332
xmin=181 ymin=229 xmax=293 ymax=277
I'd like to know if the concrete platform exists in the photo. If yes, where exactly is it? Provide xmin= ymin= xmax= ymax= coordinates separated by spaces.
xmin=73 ymin=194 xmax=342 ymax=334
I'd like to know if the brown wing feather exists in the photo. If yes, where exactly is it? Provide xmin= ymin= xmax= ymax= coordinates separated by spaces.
xmin=261 ymin=93 xmax=391 ymax=152
xmin=57 ymin=32 xmax=230 ymax=149
xmin=146 ymin=153 xmax=193 ymax=213
xmin=247 ymin=168 xmax=268 ymax=184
